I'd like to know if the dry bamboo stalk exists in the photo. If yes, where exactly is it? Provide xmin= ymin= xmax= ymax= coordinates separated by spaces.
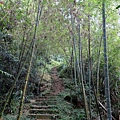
xmin=98 ymin=101 xmax=116 ymax=120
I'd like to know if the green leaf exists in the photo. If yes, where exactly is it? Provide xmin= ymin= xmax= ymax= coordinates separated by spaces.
xmin=42 ymin=0 xmax=47 ymax=5
xmin=0 ymin=70 xmax=14 ymax=78
xmin=68 ymin=0 xmax=74 ymax=2
xmin=116 ymin=5 xmax=120 ymax=9
xmin=0 ymin=4 xmax=3 ymax=7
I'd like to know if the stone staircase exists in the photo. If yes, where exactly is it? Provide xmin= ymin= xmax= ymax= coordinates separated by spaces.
xmin=28 ymin=81 xmax=59 ymax=120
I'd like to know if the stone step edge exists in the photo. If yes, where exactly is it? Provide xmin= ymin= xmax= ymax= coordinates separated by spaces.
xmin=29 ymin=108 xmax=58 ymax=111
xmin=30 ymin=105 xmax=57 ymax=108
xmin=28 ymin=113 xmax=58 ymax=117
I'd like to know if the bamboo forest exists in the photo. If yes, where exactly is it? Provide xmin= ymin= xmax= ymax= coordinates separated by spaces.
xmin=0 ymin=0 xmax=120 ymax=120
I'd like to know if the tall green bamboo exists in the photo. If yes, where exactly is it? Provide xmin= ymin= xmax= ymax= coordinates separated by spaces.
xmin=102 ymin=1 xmax=112 ymax=120
xmin=17 ymin=1 xmax=42 ymax=120
xmin=70 ymin=7 xmax=90 ymax=118
xmin=87 ymin=14 xmax=92 ymax=119
xmin=72 ymin=46 xmax=78 ymax=95
xmin=77 ymin=23 xmax=90 ymax=120
xmin=96 ymin=36 xmax=102 ymax=97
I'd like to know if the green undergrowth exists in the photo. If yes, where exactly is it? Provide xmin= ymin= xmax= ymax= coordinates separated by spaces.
xmin=56 ymin=62 xmax=120 ymax=119
xmin=56 ymin=92 xmax=85 ymax=120
xmin=55 ymin=77 xmax=86 ymax=120
xmin=53 ymin=65 xmax=86 ymax=119
xmin=3 ymin=115 xmax=34 ymax=120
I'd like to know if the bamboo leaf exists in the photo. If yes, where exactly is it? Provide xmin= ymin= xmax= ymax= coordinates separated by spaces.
xmin=0 ymin=70 xmax=14 ymax=78
xmin=116 ymin=5 xmax=120 ymax=9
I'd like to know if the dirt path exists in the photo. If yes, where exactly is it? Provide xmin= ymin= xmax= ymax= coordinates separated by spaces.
xmin=50 ymin=67 xmax=64 ymax=95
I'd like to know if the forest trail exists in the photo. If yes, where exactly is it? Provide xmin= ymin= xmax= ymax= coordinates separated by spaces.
xmin=50 ymin=67 xmax=64 ymax=95
xmin=28 ymin=67 xmax=64 ymax=120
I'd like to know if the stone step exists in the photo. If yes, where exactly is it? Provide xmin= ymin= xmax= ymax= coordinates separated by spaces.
xmin=34 ymin=96 xmax=55 ymax=101
xmin=41 ymin=91 xmax=51 ymax=94
xmin=28 ymin=113 xmax=58 ymax=119
xmin=36 ymin=96 xmax=54 ymax=99
xmin=41 ymin=92 xmax=54 ymax=96
xmin=29 ymin=108 xmax=58 ymax=114
xmin=41 ymin=95 xmax=55 ymax=99
xmin=35 ymin=98 xmax=57 ymax=102
xmin=31 ymin=101 xmax=57 ymax=105
xmin=35 ymin=97 xmax=56 ymax=101
xmin=30 ymin=105 xmax=57 ymax=109
xmin=36 ymin=119 xmax=51 ymax=120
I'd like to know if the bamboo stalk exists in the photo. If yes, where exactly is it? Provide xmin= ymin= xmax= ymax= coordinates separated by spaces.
xmin=88 ymin=14 xmax=92 ymax=119
xmin=102 ymin=1 xmax=112 ymax=120
xmin=17 ymin=1 xmax=42 ymax=120
xmin=77 ymin=24 xmax=90 ymax=119
xmin=96 ymin=36 xmax=102 ymax=97
xmin=70 ymin=6 xmax=90 ymax=119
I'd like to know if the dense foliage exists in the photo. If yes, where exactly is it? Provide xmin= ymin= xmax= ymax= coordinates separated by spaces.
xmin=0 ymin=0 xmax=120 ymax=120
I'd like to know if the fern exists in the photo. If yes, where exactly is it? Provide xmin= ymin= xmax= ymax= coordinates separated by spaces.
xmin=0 ymin=70 xmax=14 ymax=78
